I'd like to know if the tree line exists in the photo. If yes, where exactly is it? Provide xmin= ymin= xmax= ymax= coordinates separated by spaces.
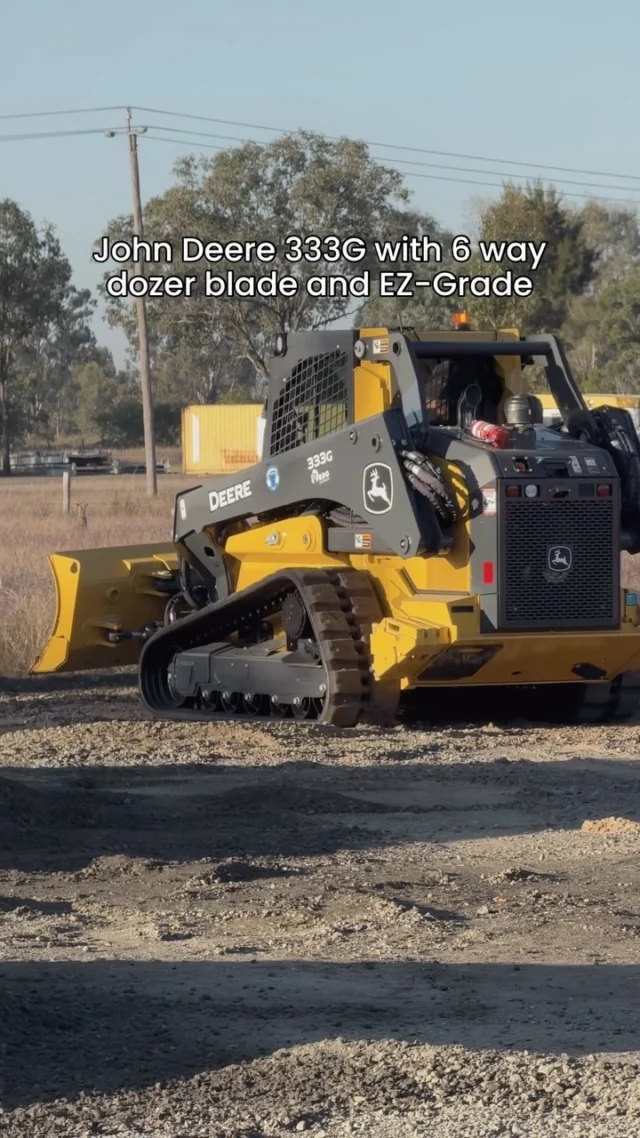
xmin=2 ymin=131 xmax=640 ymax=472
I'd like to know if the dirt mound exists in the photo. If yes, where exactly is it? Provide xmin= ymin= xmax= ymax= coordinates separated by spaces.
xmin=581 ymin=816 xmax=640 ymax=834
xmin=5 ymin=1040 xmax=640 ymax=1136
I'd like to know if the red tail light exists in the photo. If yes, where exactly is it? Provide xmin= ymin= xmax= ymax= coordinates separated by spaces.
xmin=483 ymin=561 xmax=495 ymax=585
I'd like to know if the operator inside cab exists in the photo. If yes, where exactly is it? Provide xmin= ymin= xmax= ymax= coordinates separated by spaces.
xmin=422 ymin=313 xmax=503 ymax=427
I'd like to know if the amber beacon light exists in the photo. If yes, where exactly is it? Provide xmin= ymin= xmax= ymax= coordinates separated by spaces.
xmin=451 ymin=312 xmax=471 ymax=330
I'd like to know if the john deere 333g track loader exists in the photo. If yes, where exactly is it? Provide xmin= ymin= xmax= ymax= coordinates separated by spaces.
xmin=31 ymin=326 xmax=640 ymax=726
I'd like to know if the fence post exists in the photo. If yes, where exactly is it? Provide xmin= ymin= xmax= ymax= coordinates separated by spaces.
xmin=62 ymin=470 xmax=71 ymax=515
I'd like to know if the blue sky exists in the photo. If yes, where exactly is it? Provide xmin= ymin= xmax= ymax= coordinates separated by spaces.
xmin=2 ymin=0 xmax=639 ymax=364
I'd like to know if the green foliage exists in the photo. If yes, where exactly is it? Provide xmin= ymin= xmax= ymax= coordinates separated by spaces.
xmin=18 ymin=285 xmax=98 ymax=444
xmin=154 ymin=401 xmax=182 ymax=444
xmin=217 ymin=387 xmax=254 ymax=404
xmin=6 ymin=149 xmax=640 ymax=463
xmin=93 ymin=400 xmax=142 ymax=447
xmin=449 ymin=187 xmax=640 ymax=393
xmin=102 ymin=131 xmax=410 ymax=386
xmin=580 ymin=201 xmax=640 ymax=285
xmin=357 ymin=211 xmax=458 ymax=330
xmin=563 ymin=209 xmax=640 ymax=389
xmin=94 ymin=400 xmax=181 ymax=447
xmin=0 ymin=200 xmax=82 ymax=472
xmin=466 ymin=183 xmax=595 ymax=334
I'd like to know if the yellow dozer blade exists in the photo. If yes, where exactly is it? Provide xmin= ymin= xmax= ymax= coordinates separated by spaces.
xmin=30 ymin=543 xmax=179 ymax=675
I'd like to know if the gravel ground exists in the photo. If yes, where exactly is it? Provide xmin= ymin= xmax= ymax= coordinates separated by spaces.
xmin=1 ymin=676 xmax=640 ymax=1137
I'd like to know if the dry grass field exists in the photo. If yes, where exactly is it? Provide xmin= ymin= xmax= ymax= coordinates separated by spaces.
xmin=0 ymin=471 xmax=193 ymax=676
xmin=112 ymin=445 xmax=183 ymax=469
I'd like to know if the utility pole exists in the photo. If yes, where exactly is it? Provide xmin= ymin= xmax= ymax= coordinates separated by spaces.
xmin=106 ymin=109 xmax=157 ymax=496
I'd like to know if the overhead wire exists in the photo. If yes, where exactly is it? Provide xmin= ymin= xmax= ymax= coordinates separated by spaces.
xmin=131 ymin=104 xmax=640 ymax=185
xmin=141 ymin=122 xmax=640 ymax=195
xmin=0 ymin=126 xmax=123 ymax=142
xmin=142 ymin=132 xmax=640 ymax=205
xmin=0 ymin=101 xmax=639 ymax=186
xmin=0 ymin=106 xmax=639 ymax=205
xmin=0 ymin=105 xmax=125 ymax=121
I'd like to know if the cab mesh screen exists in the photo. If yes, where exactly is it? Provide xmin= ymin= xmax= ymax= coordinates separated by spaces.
xmin=269 ymin=351 xmax=349 ymax=456
xmin=422 ymin=356 xmax=503 ymax=425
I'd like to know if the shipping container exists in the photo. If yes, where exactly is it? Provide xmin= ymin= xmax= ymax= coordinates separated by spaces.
xmin=182 ymin=404 xmax=263 ymax=475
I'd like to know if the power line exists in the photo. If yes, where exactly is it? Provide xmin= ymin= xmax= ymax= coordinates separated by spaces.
xmin=0 ymin=126 xmax=122 ymax=142
xmin=2 ymin=106 xmax=640 ymax=205
xmin=143 ymin=133 xmax=640 ymax=205
xmin=367 ymin=154 xmax=640 ymax=195
xmin=142 ymin=122 xmax=640 ymax=194
xmin=132 ymin=104 xmax=640 ymax=184
xmin=0 ymin=116 xmax=638 ymax=205
xmin=145 ymin=133 xmax=226 ymax=151
xmin=0 ymin=105 xmax=125 ymax=121
xmin=144 ymin=125 xmax=255 ymax=146
xmin=1 ymin=101 xmax=639 ymax=185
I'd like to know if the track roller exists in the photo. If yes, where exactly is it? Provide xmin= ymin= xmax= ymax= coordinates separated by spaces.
xmin=138 ymin=568 xmax=387 ymax=727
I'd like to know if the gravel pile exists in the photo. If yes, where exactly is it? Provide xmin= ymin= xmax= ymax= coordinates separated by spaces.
xmin=2 ymin=1042 xmax=640 ymax=1137
xmin=2 ymin=682 xmax=640 ymax=1137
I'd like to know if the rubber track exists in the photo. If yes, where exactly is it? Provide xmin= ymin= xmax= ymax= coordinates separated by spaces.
xmin=139 ymin=568 xmax=384 ymax=728
xmin=574 ymin=669 xmax=640 ymax=724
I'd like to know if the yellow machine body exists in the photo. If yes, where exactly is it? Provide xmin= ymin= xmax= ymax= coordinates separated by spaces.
xmin=220 ymin=515 xmax=640 ymax=692
xmin=30 ymin=325 xmax=640 ymax=709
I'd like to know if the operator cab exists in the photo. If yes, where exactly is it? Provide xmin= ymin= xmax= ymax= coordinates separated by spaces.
xmin=416 ymin=314 xmax=510 ymax=431
xmin=421 ymin=353 xmax=504 ymax=428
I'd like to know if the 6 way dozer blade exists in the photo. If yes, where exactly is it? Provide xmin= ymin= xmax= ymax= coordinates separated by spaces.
xmin=30 ymin=543 xmax=179 ymax=675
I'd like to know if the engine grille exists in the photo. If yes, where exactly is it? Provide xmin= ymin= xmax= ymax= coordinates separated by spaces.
xmin=499 ymin=496 xmax=618 ymax=629
xmin=269 ymin=350 xmax=349 ymax=457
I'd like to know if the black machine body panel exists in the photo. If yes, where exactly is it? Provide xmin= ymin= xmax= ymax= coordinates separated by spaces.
xmin=171 ymin=642 xmax=327 ymax=703
xmin=174 ymin=409 xmax=445 ymax=565
xmin=427 ymin=425 xmax=620 ymax=632
xmin=172 ymin=329 xmax=624 ymax=638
